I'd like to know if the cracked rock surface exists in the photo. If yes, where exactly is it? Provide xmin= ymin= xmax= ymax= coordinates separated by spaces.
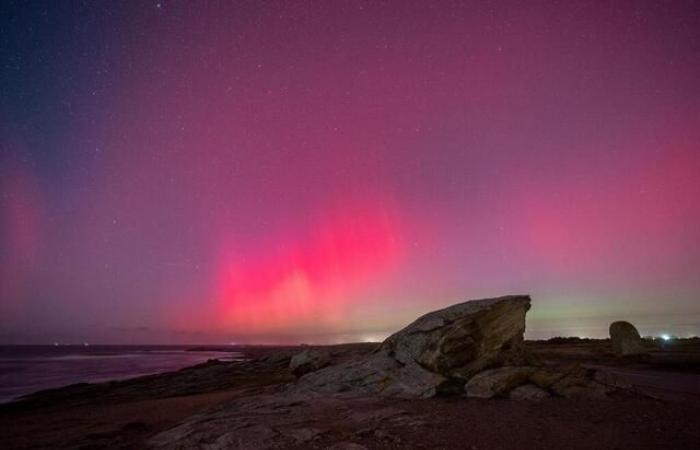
xmin=148 ymin=391 xmax=427 ymax=449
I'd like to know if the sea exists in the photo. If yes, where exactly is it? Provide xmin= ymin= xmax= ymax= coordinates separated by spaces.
xmin=0 ymin=345 xmax=245 ymax=404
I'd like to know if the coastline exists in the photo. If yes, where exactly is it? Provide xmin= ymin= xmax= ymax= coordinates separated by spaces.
xmin=0 ymin=345 xmax=248 ymax=404
xmin=1 ymin=341 xmax=699 ymax=449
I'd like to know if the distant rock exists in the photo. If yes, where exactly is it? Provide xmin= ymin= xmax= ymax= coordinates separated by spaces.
xmin=609 ymin=321 xmax=646 ymax=356
xmin=289 ymin=348 xmax=331 ymax=376
xmin=464 ymin=366 xmax=533 ymax=398
xmin=297 ymin=295 xmax=532 ymax=398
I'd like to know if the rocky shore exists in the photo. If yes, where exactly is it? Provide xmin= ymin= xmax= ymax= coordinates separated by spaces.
xmin=2 ymin=295 xmax=700 ymax=449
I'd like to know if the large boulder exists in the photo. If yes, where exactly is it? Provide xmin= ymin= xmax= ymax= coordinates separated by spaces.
xmin=380 ymin=295 xmax=532 ymax=379
xmin=609 ymin=321 xmax=646 ymax=356
xmin=296 ymin=295 xmax=532 ymax=398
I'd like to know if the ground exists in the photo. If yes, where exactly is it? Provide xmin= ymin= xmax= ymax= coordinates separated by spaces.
xmin=1 ymin=340 xmax=699 ymax=449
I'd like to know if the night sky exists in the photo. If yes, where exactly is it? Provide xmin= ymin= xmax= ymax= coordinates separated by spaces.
xmin=2 ymin=1 xmax=699 ymax=344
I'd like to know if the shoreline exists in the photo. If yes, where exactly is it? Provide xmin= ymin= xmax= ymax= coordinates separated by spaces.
xmin=2 ymin=341 xmax=699 ymax=449
xmin=0 ymin=345 xmax=250 ymax=405
xmin=4 ymin=338 xmax=700 ymax=406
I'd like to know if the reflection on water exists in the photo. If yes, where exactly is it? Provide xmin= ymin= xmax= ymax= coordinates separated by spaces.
xmin=0 ymin=345 xmax=245 ymax=403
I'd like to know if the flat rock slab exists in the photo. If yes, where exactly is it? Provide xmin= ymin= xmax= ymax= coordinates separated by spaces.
xmin=148 ymin=391 xmax=428 ymax=449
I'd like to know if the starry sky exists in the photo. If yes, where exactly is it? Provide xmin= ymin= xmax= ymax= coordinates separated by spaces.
xmin=1 ymin=1 xmax=700 ymax=344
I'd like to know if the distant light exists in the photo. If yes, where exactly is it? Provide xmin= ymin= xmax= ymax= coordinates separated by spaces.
xmin=660 ymin=334 xmax=671 ymax=341
xmin=360 ymin=333 xmax=387 ymax=343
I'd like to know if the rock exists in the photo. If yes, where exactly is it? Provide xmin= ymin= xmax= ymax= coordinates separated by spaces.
xmin=281 ymin=427 xmax=323 ymax=443
xmin=609 ymin=321 xmax=646 ymax=356
xmin=297 ymin=295 xmax=532 ymax=398
xmin=296 ymin=352 xmax=448 ymax=398
xmin=547 ymin=365 xmax=609 ymax=399
xmin=290 ymin=348 xmax=332 ymax=376
xmin=150 ymin=392 xmax=430 ymax=448
xmin=529 ymin=367 xmax=567 ymax=389
xmin=326 ymin=443 xmax=368 ymax=450
xmin=593 ymin=369 xmax=632 ymax=389
xmin=210 ymin=425 xmax=279 ymax=449
xmin=509 ymin=384 xmax=550 ymax=401
xmin=527 ymin=364 xmax=613 ymax=399
xmin=260 ymin=351 xmax=293 ymax=366
xmin=151 ymin=422 xmax=281 ymax=450
xmin=294 ymin=296 xmax=617 ymax=400
xmin=381 ymin=295 xmax=532 ymax=379
xmin=348 ymin=407 xmax=407 ymax=423
xmin=464 ymin=366 xmax=534 ymax=398
xmin=552 ymin=383 xmax=608 ymax=399
xmin=374 ymin=429 xmax=401 ymax=442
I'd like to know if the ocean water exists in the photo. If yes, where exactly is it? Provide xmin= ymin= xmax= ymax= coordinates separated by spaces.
xmin=0 ymin=345 xmax=245 ymax=404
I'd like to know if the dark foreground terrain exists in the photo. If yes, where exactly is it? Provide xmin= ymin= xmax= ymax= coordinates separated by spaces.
xmin=1 ymin=340 xmax=699 ymax=449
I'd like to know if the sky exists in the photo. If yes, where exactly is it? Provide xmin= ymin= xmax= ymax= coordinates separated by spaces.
xmin=1 ymin=0 xmax=699 ymax=344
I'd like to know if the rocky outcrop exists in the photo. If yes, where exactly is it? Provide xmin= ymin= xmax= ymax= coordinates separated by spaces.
xmin=380 ymin=295 xmax=532 ymax=379
xmin=609 ymin=321 xmax=646 ymax=356
xmin=145 ymin=296 xmax=631 ymax=448
xmin=297 ymin=295 xmax=533 ymax=398
xmin=294 ymin=295 xmax=615 ymax=400
xmin=290 ymin=348 xmax=332 ymax=376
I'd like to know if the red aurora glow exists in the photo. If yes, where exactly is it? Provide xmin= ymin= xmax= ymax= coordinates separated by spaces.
xmin=215 ymin=203 xmax=404 ymax=334
xmin=2 ymin=1 xmax=700 ymax=343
